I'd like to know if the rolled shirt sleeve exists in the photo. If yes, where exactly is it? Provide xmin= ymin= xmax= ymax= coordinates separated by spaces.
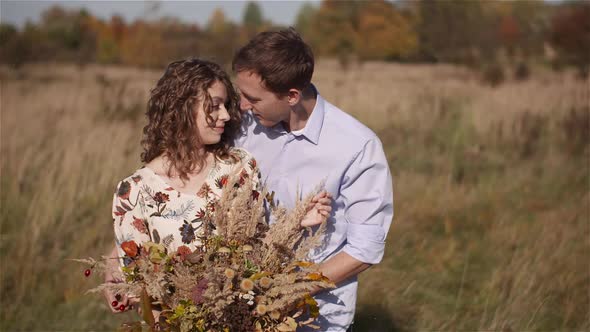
xmin=340 ymin=137 xmax=394 ymax=265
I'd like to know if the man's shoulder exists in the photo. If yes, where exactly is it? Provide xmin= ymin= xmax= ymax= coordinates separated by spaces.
xmin=321 ymin=98 xmax=379 ymax=145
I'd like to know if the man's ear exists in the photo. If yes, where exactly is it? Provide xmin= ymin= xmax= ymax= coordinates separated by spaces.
xmin=287 ymin=89 xmax=301 ymax=106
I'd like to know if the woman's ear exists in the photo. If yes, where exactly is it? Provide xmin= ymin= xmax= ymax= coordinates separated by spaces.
xmin=287 ymin=89 xmax=301 ymax=106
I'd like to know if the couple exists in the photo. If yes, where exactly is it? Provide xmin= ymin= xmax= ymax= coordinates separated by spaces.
xmin=106 ymin=28 xmax=393 ymax=332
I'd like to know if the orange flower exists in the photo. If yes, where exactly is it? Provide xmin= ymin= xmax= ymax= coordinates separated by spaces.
xmin=176 ymin=245 xmax=192 ymax=261
xmin=121 ymin=240 xmax=138 ymax=258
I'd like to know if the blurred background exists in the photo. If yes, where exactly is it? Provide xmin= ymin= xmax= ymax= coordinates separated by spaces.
xmin=0 ymin=0 xmax=588 ymax=331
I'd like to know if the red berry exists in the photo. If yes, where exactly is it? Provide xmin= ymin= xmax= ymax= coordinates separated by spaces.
xmin=118 ymin=304 xmax=126 ymax=311
xmin=111 ymin=300 xmax=118 ymax=307
xmin=84 ymin=269 xmax=91 ymax=277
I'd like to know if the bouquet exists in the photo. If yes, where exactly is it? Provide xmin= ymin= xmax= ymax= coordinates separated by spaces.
xmin=76 ymin=176 xmax=334 ymax=332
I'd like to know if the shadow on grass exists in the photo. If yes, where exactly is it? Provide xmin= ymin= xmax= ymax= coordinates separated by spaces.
xmin=353 ymin=303 xmax=408 ymax=332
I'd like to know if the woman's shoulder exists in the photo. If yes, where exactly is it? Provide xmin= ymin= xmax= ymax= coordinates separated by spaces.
xmin=114 ymin=167 xmax=152 ymax=191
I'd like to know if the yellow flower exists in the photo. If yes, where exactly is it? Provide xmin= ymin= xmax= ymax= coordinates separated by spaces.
xmin=255 ymin=304 xmax=267 ymax=315
xmin=224 ymin=268 xmax=235 ymax=279
xmin=259 ymin=277 xmax=273 ymax=288
xmin=240 ymin=278 xmax=254 ymax=292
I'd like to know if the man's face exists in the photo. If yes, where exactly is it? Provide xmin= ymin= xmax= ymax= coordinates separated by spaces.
xmin=235 ymin=71 xmax=290 ymax=128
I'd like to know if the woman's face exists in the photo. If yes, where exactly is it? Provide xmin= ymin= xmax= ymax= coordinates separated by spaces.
xmin=196 ymin=80 xmax=231 ymax=145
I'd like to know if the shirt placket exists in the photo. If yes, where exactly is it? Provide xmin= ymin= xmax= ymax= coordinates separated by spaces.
xmin=272 ymin=133 xmax=298 ymax=208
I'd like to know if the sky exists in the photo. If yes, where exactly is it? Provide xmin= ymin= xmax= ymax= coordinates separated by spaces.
xmin=0 ymin=1 xmax=320 ymax=28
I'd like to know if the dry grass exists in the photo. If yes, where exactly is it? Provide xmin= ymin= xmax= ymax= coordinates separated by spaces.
xmin=1 ymin=61 xmax=588 ymax=331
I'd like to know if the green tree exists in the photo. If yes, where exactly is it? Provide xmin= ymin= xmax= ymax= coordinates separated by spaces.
xmin=243 ymin=1 xmax=264 ymax=30
xmin=295 ymin=2 xmax=318 ymax=39
xmin=310 ymin=0 xmax=362 ymax=66
xmin=0 ymin=23 xmax=32 ymax=67
xmin=416 ymin=0 xmax=496 ymax=64
xmin=205 ymin=8 xmax=239 ymax=66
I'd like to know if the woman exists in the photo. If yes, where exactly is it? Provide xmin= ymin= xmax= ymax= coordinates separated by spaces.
xmin=104 ymin=59 xmax=331 ymax=314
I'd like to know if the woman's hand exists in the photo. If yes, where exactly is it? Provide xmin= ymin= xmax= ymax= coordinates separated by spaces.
xmin=103 ymin=246 xmax=138 ymax=313
xmin=301 ymin=191 xmax=333 ymax=227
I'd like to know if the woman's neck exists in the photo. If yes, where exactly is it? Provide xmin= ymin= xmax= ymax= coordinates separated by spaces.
xmin=147 ymin=152 xmax=212 ymax=179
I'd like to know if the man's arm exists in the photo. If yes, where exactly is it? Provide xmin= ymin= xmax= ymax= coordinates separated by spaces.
xmin=318 ymin=252 xmax=371 ymax=286
xmin=317 ymin=137 xmax=394 ymax=289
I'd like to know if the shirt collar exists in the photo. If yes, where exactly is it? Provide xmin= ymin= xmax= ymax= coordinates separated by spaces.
xmin=289 ymin=85 xmax=325 ymax=145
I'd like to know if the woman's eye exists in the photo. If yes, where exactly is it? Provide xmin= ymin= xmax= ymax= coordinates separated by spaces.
xmin=212 ymin=104 xmax=220 ymax=110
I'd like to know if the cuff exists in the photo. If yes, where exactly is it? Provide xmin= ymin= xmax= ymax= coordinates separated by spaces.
xmin=343 ymin=223 xmax=386 ymax=265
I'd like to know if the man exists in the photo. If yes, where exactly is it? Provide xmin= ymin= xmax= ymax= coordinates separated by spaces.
xmin=233 ymin=28 xmax=394 ymax=331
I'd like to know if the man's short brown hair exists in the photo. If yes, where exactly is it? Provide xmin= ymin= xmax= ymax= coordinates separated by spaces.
xmin=232 ymin=27 xmax=314 ymax=95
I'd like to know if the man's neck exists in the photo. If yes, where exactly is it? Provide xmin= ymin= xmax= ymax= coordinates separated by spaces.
xmin=284 ymin=85 xmax=317 ymax=132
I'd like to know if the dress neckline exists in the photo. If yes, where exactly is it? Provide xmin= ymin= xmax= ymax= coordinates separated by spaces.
xmin=141 ymin=160 xmax=216 ymax=197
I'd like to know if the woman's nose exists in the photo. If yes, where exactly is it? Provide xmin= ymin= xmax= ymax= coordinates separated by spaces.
xmin=219 ymin=105 xmax=230 ymax=122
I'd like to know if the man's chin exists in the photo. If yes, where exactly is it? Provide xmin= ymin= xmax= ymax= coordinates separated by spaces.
xmin=257 ymin=118 xmax=279 ymax=128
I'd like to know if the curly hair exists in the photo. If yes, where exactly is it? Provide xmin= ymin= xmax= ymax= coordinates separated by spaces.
xmin=141 ymin=59 xmax=241 ymax=181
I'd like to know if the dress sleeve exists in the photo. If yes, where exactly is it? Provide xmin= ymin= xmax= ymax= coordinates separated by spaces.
xmin=112 ymin=177 xmax=151 ymax=267
xmin=340 ymin=137 xmax=394 ymax=265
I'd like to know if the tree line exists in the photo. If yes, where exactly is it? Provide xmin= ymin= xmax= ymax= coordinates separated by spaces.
xmin=0 ymin=0 xmax=588 ymax=75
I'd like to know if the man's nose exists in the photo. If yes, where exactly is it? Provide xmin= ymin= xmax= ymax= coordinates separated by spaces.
xmin=239 ymin=99 xmax=251 ymax=113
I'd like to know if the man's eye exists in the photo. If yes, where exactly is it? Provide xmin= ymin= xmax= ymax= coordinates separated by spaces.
xmin=212 ymin=104 xmax=220 ymax=110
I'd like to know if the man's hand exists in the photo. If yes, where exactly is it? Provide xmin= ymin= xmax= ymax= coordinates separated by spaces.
xmin=301 ymin=191 xmax=333 ymax=227
xmin=103 ymin=246 xmax=138 ymax=313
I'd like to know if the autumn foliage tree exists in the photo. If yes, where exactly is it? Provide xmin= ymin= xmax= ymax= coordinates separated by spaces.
xmin=498 ymin=15 xmax=521 ymax=57
xmin=304 ymin=0 xmax=416 ymax=66
xmin=0 ymin=0 xmax=588 ymax=72
xmin=549 ymin=2 xmax=590 ymax=77
xmin=355 ymin=0 xmax=417 ymax=61
xmin=203 ymin=8 xmax=239 ymax=67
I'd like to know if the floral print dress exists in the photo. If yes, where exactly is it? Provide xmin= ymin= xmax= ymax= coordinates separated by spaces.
xmin=112 ymin=147 xmax=260 ymax=262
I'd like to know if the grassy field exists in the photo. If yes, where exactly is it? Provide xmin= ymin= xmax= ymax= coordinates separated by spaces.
xmin=1 ymin=60 xmax=588 ymax=331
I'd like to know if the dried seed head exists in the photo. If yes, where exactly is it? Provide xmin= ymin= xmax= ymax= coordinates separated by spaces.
xmin=240 ymin=278 xmax=255 ymax=292
xmin=218 ymin=247 xmax=231 ymax=253
xmin=259 ymin=277 xmax=273 ymax=288
xmin=255 ymin=304 xmax=268 ymax=315
xmin=224 ymin=268 xmax=235 ymax=279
